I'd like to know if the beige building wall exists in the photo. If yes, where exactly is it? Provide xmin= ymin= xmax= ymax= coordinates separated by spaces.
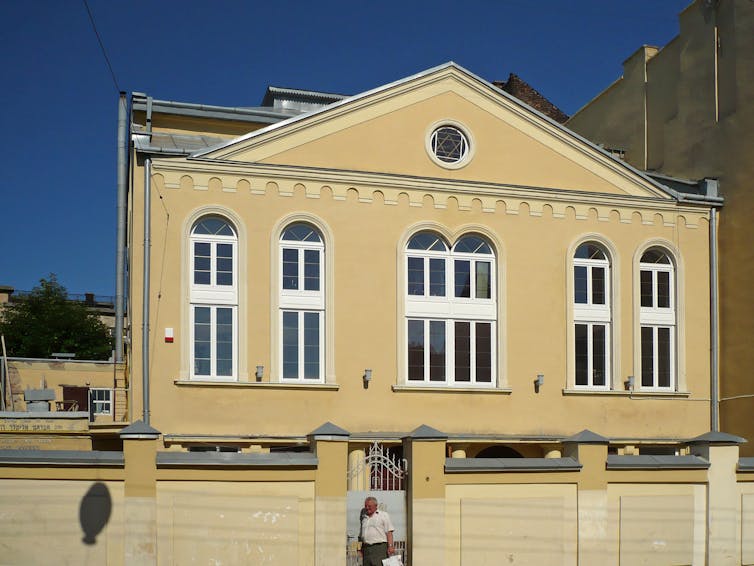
xmin=156 ymin=481 xmax=315 ymax=565
xmin=0 ymin=479 xmax=125 ymax=565
xmin=567 ymin=0 xmax=754 ymax=452
xmin=125 ymin=65 xmax=714 ymax=446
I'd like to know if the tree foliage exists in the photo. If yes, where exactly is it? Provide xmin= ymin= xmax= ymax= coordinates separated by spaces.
xmin=0 ymin=275 xmax=113 ymax=360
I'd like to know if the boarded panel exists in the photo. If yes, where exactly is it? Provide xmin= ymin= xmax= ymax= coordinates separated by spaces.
xmin=619 ymin=495 xmax=694 ymax=565
xmin=0 ymin=479 xmax=123 ymax=565
xmin=159 ymin=488 xmax=303 ymax=565
xmin=460 ymin=497 xmax=569 ymax=565
xmin=743 ymin=493 xmax=754 ymax=565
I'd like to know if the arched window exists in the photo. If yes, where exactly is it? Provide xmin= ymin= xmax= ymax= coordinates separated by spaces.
xmin=280 ymin=223 xmax=324 ymax=381
xmin=405 ymin=232 xmax=496 ymax=386
xmin=639 ymin=248 xmax=675 ymax=389
xmin=573 ymin=242 xmax=611 ymax=388
xmin=190 ymin=216 xmax=237 ymax=379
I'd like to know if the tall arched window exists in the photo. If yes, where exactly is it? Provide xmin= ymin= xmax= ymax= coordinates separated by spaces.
xmin=639 ymin=248 xmax=675 ymax=389
xmin=280 ymin=223 xmax=324 ymax=381
xmin=405 ymin=232 xmax=496 ymax=386
xmin=190 ymin=216 xmax=237 ymax=380
xmin=573 ymin=242 xmax=611 ymax=388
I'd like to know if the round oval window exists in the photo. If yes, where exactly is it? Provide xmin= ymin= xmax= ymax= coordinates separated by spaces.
xmin=430 ymin=125 xmax=469 ymax=164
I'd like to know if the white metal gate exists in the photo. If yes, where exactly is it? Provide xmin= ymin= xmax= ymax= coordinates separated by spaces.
xmin=346 ymin=442 xmax=408 ymax=565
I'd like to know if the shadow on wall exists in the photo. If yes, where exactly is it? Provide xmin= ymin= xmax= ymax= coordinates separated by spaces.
xmin=79 ymin=482 xmax=112 ymax=545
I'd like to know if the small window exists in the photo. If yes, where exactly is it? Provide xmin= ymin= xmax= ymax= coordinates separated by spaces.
xmin=89 ymin=388 xmax=112 ymax=416
xmin=430 ymin=126 xmax=469 ymax=163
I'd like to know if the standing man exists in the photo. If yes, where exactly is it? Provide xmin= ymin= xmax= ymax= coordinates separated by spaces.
xmin=360 ymin=496 xmax=395 ymax=566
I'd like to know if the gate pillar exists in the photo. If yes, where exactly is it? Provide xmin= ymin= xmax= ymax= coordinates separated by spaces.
xmin=120 ymin=420 xmax=160 ymax=566
xmin=309 ymin=422 xmax=350 ymax=566
xmin=404 ymin=424 xmax=447 ymax=566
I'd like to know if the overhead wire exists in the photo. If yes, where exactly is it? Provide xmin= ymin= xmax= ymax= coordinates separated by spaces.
xmin=82 ymin=0 xmax=121 ymax=94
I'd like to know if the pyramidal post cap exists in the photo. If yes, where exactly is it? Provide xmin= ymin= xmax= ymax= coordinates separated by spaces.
xmin=119 ymin=420 xmax=161 ymax=439
xmin=408 ymin=424 xmax=447 ymax=440
xmin=688 ymin=431 xmax=747 ymax=445
xmin=308 ymin=421 xmax=350 ymax=439
xmin=562 ymin=429 xmax=609 ymax=444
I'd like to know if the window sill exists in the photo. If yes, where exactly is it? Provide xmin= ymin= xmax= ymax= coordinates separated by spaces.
xmin=562 ymin=388 xmax=691 ymax=398
xmin=174 ymin=379 xmax=339 ymax=391
xmin=392 ymin=385 xmax=512 ymax=394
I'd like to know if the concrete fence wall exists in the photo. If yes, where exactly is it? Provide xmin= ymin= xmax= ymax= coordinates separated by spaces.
xmin=1 ymin=430 xmax=753 ymax=565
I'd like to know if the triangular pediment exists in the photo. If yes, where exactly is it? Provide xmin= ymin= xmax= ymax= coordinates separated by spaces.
xmin=196 ymin=63 xmax=673 ymax=200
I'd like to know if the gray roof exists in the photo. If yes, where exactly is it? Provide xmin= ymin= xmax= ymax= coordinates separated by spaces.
xmin=132 ymin=95 xmax=297 ymax=123
xmin=262 ymin=86 xmax=348 ymax=105
xmin=157 ymin=451 xmax=317 ymax=468
xmin=607 ymin=455 xmax=709 ymax=470
xmin=738 ymin=457 xmax=754 ymax=472
xmin=0 ymin=450 xmax=123 ymax=466
xmin=445 ymin=457 xmax=581 ymax=473
xmin=132 ymin=130 xmax=228 ymax=156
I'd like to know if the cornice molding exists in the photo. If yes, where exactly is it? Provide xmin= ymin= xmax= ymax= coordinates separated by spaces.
xmin=149 ymin=160 xmax=710 ymax=227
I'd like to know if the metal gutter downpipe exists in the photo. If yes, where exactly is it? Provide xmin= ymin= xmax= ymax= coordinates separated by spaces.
xmin=115 ymin=92 xmax=127 ymax=362
xmin=710 ymin=206 xmax=720 ymax=432
xmin=142 ymin=157 xmax=152 ymax=425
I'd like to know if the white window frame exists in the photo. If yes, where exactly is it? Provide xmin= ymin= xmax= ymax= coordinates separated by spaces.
xmin=639 ymin=249 xmax=676 ymax=390
xmin=279 ymin=309 xmax=325 ymax=381
xmin=190 ymin=305 xmax=238 ymax=380
xmin=189 ymin=217 xmax=238 ymax=381
xmin=89 ymin=388 xmax=112 ymax=416
xmin=404 ymin=232 xmax=496 ymax=387
xmin=280 ymin=223 xmax=325 ymax=382
xmin=573 ymin=244 xmax=612 ymax=390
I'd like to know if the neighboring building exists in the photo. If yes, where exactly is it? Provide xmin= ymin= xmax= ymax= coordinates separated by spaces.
xmin=0 ymin=287 xmax=128 ymax=450
xmin=567 ymin=0 xmax=754 ymax=453
xmin=0 ymin=285 xmax=118 ymax=335
xmin=494 ymin=72 xmax=570 ymax=123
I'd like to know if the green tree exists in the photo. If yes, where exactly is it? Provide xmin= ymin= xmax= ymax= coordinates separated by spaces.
xmin=0 ymin=275 xmax=113 ymax=360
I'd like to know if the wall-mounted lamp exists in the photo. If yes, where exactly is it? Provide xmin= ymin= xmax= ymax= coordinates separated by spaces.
xmin=363 ymin=369 xmax=372 ymax=389
xmin=624 ymin=375 xmax=635 ymax=391
xmin=255 ymin=365 xmax=264 ymax=381
xmin=534 ymin=373 xmax=544 ymax=393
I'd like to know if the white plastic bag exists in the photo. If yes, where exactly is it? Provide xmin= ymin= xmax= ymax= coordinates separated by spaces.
xmin=382 ymin=555 xmax=404 ymax=566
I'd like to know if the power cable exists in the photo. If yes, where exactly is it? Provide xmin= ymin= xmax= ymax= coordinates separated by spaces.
xmin=82 ymin=0 xmax=121 ymax=93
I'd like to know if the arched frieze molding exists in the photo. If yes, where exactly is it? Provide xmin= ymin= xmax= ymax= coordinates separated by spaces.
xmin=154 ymin=170 xmax=708 ymax=229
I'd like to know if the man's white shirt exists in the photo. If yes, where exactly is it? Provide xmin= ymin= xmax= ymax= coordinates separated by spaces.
xmin=361 ymin=510 xmax=395 ymax=544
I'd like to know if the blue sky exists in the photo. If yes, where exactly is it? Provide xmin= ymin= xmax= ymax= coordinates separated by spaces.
xmin=1 ymin=0 xmax=690 ymax=297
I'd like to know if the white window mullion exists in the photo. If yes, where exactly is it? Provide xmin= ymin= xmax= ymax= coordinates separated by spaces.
xmin=297 ymin=310 xmax=306 ymax=379
xmin=586 ymin=324 xmax=592 ymax=388
xmin=319 ymin=310 xmax=325 ymax=381
xmin=424 ymin=319 xmax=430 ymax=382
xmin=470 ymin=321 xmax=477 ymax=383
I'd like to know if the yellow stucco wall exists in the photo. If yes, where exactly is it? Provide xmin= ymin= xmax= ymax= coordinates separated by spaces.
xmin=156 ymin=480 xmax=315 ymax=565
xmin=124 ymin=65 xmax=713 ymax=445
xmin=0 ymin=479 xmax=125 ymax=565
